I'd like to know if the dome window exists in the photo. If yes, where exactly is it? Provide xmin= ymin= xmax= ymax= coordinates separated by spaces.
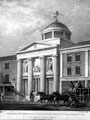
xmin=54 ymin=31 xmax=63 ymax=38
xmin=42 ymin=34 xmax=44 ymax=40
xmin=65 ymin=32 xmax=70 ymax=40
xmin=45 ymin=32 xmax=52 ymax=39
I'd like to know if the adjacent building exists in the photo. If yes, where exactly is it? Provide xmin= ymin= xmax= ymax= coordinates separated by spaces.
xmin=0 ymin=55 xmax=17 ymax=97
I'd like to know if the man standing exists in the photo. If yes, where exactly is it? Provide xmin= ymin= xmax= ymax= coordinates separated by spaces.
xmin=30 ymin=91 xmax=34 ymax=102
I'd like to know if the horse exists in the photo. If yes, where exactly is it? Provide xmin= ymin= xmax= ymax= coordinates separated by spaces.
xmin=53 ymin=93 xmax=70 ymax=105
xmin=36 ymin=92 xmax=46 ymax=103
xmin=42 ymin=94 xmax=55 ymax=104
xmin=36 ymin=92 xmax=55 ymax=104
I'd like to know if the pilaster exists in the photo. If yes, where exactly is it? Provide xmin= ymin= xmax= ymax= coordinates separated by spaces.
xmin=85 ymin=50 xmax=88 ymax=88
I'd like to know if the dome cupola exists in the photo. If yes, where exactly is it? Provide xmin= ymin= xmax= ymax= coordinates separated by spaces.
xmin=42 ymin=20 xmax=71 ymax=41
xmin=41 ymin=12 xmax=72 ymax=45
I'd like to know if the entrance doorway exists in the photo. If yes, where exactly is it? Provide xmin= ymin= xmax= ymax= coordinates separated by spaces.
xmin=22 ymin=79 xmax=28 ymax=96
xmin=47 ymin=78 xmax=53 ymax=95
xmin=33 ymin=78 xmax=40 ymax=92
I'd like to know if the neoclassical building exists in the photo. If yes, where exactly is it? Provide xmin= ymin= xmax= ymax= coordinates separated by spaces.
xmin=16 ymin=19 xmax=73 ymax=99
xmin=16 ymin=19 xmax=90 ymax=100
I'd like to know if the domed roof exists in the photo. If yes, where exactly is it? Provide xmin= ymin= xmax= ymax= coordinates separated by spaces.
xmin=45 ymin=21 xmax=71 ymax=33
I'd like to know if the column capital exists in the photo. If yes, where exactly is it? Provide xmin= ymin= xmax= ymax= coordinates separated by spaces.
xmin=52 ymin=54 xmax=58 ymax=57
xmin=17 ymin=59 xmax=22 ymax=63
xmin=85 ymin=49 xmax=88 ymax=52
xmin=28 ymin=57 xmax=33 ymax=61
xmin=39 ymin=56 xmax=46 ymax=59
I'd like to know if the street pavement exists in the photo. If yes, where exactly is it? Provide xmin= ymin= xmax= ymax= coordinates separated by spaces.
xmin=0 ymin=101 xmax=57 ymax=110
xmin=0 ymin=101 xmax=90 ymax=111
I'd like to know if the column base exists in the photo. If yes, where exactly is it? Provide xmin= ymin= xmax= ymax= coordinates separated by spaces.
xmin=25 ymin=94 xmax=30 ymax=101
xmin=59 ymin=81 xmax=62 ymax=95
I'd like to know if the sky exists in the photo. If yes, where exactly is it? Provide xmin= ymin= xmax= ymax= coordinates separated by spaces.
xmin=0 ymin=0 xmax=90 ymax=56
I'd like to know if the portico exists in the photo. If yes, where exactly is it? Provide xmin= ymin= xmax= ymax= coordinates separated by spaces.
xmin=16 ymin=44 xmax=60 ymax=99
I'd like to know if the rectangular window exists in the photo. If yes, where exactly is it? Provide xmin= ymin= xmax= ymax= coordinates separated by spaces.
xmin=33 ymin=78 xmax=40 ymax=92
xmin=5 ymin=74 xmax=9 ymax=82
xmin=65 ymin=32 xmax=70 ymax=40
xmin=75 ymin=66 xmax=80 ymax=75
xmin=45 ymin=32 xmax=52 ymax=39
xmin=76 ymin=53 xmax=80 ymax=61
xmin=54 ymin=31 xmax=63 ymax=38
xmin=5 ymin=63 xmax=9 ymax=69
xmin=67 ymin=54 xmax=72 ymax=62
xmin=67 ymin=67 xmax=72 ymax=75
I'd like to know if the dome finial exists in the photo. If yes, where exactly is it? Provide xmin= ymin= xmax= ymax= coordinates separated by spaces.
xmin=54 ymin=11 xmax=59 ymax=22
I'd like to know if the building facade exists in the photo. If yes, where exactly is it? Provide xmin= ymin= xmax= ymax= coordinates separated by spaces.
xmin=0 ymin=55 xmax=17 ymax=96
xmin=0 ymin=19 xmax=90 ymax=101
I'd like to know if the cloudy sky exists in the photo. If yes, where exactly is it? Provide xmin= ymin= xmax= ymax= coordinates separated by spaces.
xmin=0 ymin=0 xmax=90 ymax=56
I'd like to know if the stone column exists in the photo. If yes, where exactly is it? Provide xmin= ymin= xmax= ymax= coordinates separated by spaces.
xmin=60 ymin=53 xmax=63 ymax=94
xmin=52 ymin=30 xmax=54 ymax=38
xmin=53 ymin=54 xmax=59 ymax=92
xmin=28 ymin=58 xmax=33 ymax=95
xmin=17 ymin=59 xmax=22 ymax=101
xmin=85 ymin=50 xmax=88 ymax=88
xmin=59 ymin=80 xmax=62 ymax=95
xmin=40 ymin=56 xmax=46 ymax=93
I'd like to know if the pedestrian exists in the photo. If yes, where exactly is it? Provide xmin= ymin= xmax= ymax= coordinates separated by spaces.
xmin=30 ymin=91 xmax=34 ymax=102
xmin=0 ymin=92 xmax=3 ymax=102
xmin=78 ymin=82 xmax=83 ymax=88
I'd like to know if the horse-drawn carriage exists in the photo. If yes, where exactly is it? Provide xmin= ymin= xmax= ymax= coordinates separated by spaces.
xmin=35 ymin=91 xmax=70 ymax=105
xmin=31 ymin=81 xmax=90 ymax=108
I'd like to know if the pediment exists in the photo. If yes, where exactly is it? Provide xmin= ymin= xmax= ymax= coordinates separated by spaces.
xmin=20 ymin=42 xmax=53 ymax=52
